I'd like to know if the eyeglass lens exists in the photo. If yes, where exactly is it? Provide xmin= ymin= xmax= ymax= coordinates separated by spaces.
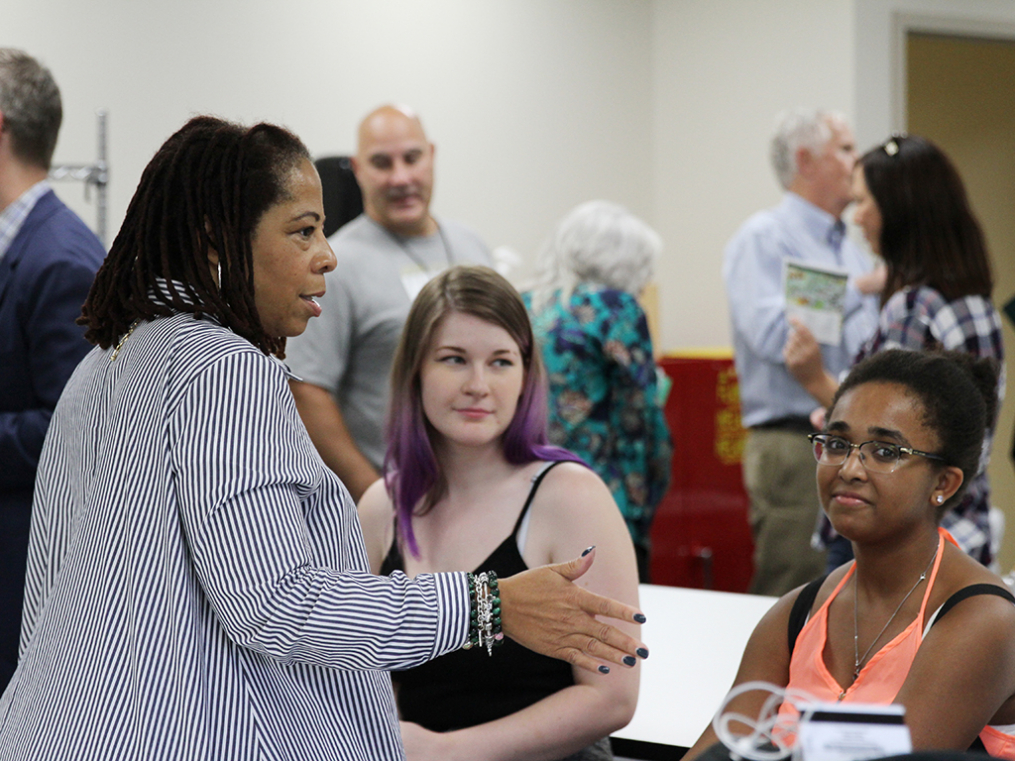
xmin=812 ymin=437 xmax=901 ymax=473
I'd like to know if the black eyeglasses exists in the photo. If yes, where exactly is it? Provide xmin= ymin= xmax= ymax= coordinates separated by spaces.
xmin=808 ymin=433 xmax=944 ymax=474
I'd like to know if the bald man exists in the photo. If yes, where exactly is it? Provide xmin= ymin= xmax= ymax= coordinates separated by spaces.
xmin=286 ymin=105 xmax=491 ymax=500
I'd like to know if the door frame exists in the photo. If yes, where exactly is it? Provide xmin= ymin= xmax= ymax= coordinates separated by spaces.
xmin=854 ymin=0 xmax=1015 ymax=147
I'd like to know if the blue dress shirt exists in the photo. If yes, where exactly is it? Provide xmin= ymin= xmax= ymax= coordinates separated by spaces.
xmin=724 ymin=193 xmax=878 ymax=427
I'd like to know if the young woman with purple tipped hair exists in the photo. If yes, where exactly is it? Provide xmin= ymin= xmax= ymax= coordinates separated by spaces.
xmin=359 ymin=265 xmax=641 ymax=761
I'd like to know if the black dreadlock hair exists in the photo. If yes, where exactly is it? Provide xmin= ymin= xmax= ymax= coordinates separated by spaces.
xmin=79 ymin=115 xmax=310 ymax=357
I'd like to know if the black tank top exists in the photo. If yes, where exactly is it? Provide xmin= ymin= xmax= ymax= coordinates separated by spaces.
xmin=380 ymin=462 xmax=575 ymax=732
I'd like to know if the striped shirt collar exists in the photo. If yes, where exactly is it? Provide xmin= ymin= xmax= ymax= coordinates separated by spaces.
xmin=147 ymin=277 xmax=296 ymax=378
xmin=150 ymin=277 xmax=200 ymax=309
xmin=0 ymin=180 xmax=52 ymax=264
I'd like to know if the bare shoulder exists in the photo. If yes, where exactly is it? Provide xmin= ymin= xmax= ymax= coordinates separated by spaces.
xmin=931 ymin=554 xmax=1015 ymax=634
xmin=742 ymin=571 xmax=849 ymax=667
xmin=522 ymin=461 xmax=635 ymax=581
xmin=897 ymin=550 xmax=1015 ymax=743
xmin=761 ymin=578 xmax=824 ymax=637
xmin=357 ymin=478 xmax=392 ymax=520
xmin=946 ymin=588 xmax=1015 ymax=637
xmin=929 ymin=543 xmax=1015 ymax=614
xmin=534 ymin=461 xmax=614 ymax=514
xmin=356 ymin=478 xmax=394 ymax=574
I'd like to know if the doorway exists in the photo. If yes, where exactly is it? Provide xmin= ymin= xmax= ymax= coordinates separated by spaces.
xmin=907 ymin=32 xmax=1015 ymax=569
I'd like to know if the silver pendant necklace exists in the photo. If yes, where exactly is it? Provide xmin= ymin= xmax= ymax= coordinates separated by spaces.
xmin=852 ymin=543 xmax=938 ymax=682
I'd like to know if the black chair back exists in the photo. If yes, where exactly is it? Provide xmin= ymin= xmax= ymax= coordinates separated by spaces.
xmin=314 ymin=156 xmax=364 ymax=238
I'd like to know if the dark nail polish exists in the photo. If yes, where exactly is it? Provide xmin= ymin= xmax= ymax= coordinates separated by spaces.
xmin=581 ymin=545 xmax=596 ymax=557
xmin=637 ymin=648 xmax=649 ymax=659
xmin=598 ymin=664 xmax=610 ymax=674
xmin=623 ymin=655 xmax=637 ymax=667
xmin=633 ymin=613 xmax=647 ymax=624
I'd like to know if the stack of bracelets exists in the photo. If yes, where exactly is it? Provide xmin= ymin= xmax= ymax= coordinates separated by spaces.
xmin=464 ymin=571 xmax=504 ymax=656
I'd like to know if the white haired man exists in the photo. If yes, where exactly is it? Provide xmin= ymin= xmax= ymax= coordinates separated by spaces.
xmin=724 ymin=109 xmax=879 ymax=596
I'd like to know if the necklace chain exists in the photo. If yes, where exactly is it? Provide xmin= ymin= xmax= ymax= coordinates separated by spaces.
xmin=384 ymin=221 xmax=453 ymax=274
xmin=110 ymin=319 xmax=140 ymax=361
xmin=852 ymin=543 xmax=938 ymax=681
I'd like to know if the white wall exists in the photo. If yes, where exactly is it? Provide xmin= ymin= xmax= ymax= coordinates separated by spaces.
xmin=2 ymin=0 xmax=653 ymax=289
xmin=5 ymin=0 xmax=1005 ymax=354
xmin=650 ymin=0 xmax=856 ymax=350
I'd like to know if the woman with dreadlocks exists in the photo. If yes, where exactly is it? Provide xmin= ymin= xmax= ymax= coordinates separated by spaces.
xmin=0 ymin=116 xmax=646 ymax=760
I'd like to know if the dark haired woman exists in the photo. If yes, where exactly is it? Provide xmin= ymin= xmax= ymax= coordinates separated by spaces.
xmin=359 ymin=265 xmax=640 ymax=761
xmin=785 ymin=135 xmax=1004 ymax=567
xmin=0 ymin=117 xmax=646 ymax=759
xmin=685 ymin=350 xmax=1015 ymax=760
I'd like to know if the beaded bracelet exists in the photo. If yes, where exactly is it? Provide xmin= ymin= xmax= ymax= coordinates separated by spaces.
xmin=463 ymin=571 xmax=504 ymax=656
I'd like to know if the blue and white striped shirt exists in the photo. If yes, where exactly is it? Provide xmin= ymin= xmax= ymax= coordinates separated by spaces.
xmin=0 ymin=311 xmax=470 ymax=759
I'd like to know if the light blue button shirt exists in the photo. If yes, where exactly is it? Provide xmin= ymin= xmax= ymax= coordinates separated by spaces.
xmin=0 ymin=180 xmax=50 ymax=263
xmin=724 ymin=193 xmax=879 ymax=427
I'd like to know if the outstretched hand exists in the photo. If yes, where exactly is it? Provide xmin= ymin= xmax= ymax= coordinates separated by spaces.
xmin=497 ymin=548 xmax=647 ymax=675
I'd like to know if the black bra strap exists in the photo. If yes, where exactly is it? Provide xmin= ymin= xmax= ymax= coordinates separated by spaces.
xmin=968 ymin=733 xmax=989 ymax=753
xmin=931 ymin=583 xmax=1015 ymax=629
xmin=511 ymin=461 xmax=567 ymax=535
xmin=788 ymin=574 xmax=829 ymax=656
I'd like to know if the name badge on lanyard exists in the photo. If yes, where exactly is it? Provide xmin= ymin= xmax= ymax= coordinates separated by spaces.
xmin=400 ymin=263 xmax=436 ymax=301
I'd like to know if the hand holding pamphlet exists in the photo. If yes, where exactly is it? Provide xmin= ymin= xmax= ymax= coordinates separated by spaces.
xmin=784 ymin=260 xmax=849 ymax=346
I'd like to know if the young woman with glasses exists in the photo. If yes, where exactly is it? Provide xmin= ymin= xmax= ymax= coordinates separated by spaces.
xmin=784 ymin=135 xmax=1003 ymax=568
xmin=684 ymin=349 xmax=1015 ymax=760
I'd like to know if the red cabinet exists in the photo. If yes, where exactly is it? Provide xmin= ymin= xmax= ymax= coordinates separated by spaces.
xmin=649 ymin=353 xmax=754 ymax=592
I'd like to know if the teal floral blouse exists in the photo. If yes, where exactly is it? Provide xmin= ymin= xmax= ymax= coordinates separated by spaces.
xmin=524 ymin=284 xmax=673 ymax=551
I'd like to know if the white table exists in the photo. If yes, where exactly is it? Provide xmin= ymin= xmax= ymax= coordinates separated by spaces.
xmin=611 ymin=584 xmax=777 ymax=753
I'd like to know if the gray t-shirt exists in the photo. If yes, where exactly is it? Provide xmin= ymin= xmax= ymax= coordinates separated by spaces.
xmin=285 ymin=214 xmax=491 ymax=469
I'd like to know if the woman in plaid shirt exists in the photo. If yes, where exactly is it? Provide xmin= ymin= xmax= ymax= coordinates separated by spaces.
xmin=784 ymin=134 xmax=1003 ymax=568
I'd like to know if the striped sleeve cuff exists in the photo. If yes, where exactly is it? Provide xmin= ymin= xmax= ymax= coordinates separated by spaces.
xmin=431 ymin=571 xmax=471 ymax=658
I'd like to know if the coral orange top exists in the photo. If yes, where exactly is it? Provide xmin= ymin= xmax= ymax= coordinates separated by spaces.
xmin=779 ymin=528 xmax=1015 ymax=758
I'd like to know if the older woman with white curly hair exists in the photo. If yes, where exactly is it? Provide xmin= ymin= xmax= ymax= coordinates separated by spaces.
xmin=523 ymin=200 xmax=672 ymax=582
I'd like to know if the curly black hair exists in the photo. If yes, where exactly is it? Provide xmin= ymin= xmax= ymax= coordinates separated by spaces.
xmin=832 ymin=349 xmax=999 ymax=517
